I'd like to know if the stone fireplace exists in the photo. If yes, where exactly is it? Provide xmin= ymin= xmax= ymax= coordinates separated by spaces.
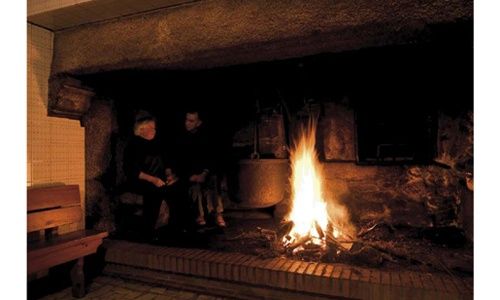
xmin=38 ymin=0 xmax=473 ymax=298
xmin=77 ymin=30 xmax=472 ymax=236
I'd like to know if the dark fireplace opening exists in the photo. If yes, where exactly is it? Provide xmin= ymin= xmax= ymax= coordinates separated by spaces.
xmin=77 ymin=28 xmax=472 ymax=284
xmin=79 ymin=26 xmax=472 ymax=165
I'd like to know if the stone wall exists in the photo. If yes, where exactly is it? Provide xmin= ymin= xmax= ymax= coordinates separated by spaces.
xmin=320 ymin=101 xmax=356 ymax=161
xmin=82 ymin=98 xmax=118 ymax=233
xmin=81 ymin=95 xmax=473 ymax=241
xmin=436 ymin=111 xmax=473 ymax=171
xmin=319 ymin=101 xmax=473 ymax=240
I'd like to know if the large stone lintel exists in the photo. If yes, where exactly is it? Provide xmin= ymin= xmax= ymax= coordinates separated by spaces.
xmin=51 ymin=0 xmax=472 ymax=76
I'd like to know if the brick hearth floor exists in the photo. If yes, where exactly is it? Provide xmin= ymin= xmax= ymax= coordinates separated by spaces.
xmin=102 ymin=240 xmax=473 ymax=300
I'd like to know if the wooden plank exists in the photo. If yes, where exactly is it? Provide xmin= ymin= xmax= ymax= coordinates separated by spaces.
xmin=27 ymin=206 xmax=82 ymax=232
xmin=28 ymin=185 xmax=80 ymax=211
xmin=28 ymin=238 xmax=103 ymax=274
xmin=28 ymin=230 xmax=108 ymax=257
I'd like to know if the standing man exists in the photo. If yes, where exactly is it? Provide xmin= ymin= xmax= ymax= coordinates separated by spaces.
xmin=175 ymin=109 xmax=226 ymax=227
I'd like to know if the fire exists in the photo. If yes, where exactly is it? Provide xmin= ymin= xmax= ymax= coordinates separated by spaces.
xmin=283 ymin=119 xmax=354 ymax=252
xmin=286 ymin=120 xmax=329 ymax=240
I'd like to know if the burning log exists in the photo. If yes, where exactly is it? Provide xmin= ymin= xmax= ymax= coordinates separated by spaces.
xmin=325 ymin=236 xmax=343 ymax=250
xmin=325 ymin=232 xmax=354 ymax=251
xmin=283 ymin=231 xmax=331 ymax=261
xmin=314 ymin=220 xmax=325 ymax=239
xmin=257 ymin=227 xmax=280 ymax=252
xmin=258 ymin=227 xmax=277 ymax=241
xmin=280 ymin=220 xmax=294 ymax=237
xmin=286 ymin=234 xmax=311 ymax=250
xmin=303 ymin=242 xmax=323 ymax=250
xmin=296 ymin=248 xmax=324 ymax=260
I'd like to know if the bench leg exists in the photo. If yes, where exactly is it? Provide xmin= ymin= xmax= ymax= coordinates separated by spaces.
xmin=71 ymin=257 xmax=85 ymax=298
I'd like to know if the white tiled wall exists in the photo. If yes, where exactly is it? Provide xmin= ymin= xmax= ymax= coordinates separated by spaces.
xmin=27 ymin=23 xmax=85 ymax=231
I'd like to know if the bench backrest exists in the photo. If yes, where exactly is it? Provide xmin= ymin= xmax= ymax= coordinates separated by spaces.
xmin=27 ymin=185 xmax=82 ymax=233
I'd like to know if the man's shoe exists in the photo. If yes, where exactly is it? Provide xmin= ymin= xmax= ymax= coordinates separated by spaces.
xmin=196 ymin=216 xmax=206 ymax=226
xmin=215 ymin=214 xmax=226 ymax=227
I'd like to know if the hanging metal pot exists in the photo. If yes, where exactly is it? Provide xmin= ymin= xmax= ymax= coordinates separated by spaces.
xmin=236 ymin=158 xmax=289 ymax=208
xmin=234 ymin=98 xmax=290 ymax=208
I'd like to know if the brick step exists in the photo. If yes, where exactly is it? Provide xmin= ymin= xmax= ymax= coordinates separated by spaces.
xmin=103 ymin=240 xmax=472 ymax=300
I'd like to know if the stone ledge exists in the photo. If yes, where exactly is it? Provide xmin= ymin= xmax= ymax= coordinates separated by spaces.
xmin=103 ymin=240 xmax=472 ymax=300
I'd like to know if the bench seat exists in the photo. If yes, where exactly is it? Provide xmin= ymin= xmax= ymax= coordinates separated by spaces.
xmin=27 ymin=185 xmax=108 ymax=298
xmin=28 ymin=229 xmax=108 ymax=274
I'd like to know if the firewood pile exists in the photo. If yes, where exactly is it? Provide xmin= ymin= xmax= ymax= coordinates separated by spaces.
xmin=279 ymin=219 xmax=472 ymax=279
xmin=220 ymin=219 xmax=472 ymax=280
xmin=283 ymin=234 xmax=326 ymax=260
xmin=280 ymin=220 xmax=355 ymax=261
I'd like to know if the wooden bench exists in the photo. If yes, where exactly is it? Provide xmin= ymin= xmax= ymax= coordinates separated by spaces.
xmin=27 ymin=185 xmax=108 ymax=298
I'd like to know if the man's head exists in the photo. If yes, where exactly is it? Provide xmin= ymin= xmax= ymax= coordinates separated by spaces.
xmin=185 ymin=111 xmax=202 ymax=132
xmin=134 ymin=112 xmax=156 ymax=140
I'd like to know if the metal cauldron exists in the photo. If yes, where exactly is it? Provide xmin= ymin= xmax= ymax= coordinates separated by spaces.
xmin=235 ymin=159 xmax=290 ymax=208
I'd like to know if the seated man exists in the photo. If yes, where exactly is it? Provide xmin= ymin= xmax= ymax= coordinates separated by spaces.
xmin=174 ymin=109 xmax=226 ymax=227
xmin=123 ymin=111 xmax=189 ymax=240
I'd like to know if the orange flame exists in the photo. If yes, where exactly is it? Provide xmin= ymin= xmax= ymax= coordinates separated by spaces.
xmin=285 ymin=119 xmax=329 ymax=240
xmin=284 ymin=119 xmax=356 ymax=250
